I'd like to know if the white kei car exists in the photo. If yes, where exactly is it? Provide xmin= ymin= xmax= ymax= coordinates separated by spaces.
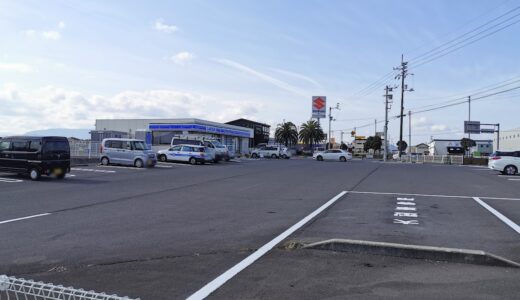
xmin=488 ymin=151 xmax=520 ymax=175
xmin=313 ymin=149 xmax=352 ymax=162
xmin=157 ymin=144 xmax=208 ymax=165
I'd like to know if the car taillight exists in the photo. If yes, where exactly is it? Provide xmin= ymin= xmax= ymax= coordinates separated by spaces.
xmin=100 ymin=145 xmax=104 ymax=153
xmin=491 ymin=156 xmax=501 ymax=160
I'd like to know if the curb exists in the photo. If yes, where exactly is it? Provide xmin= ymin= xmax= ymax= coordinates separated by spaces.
xmin=303 ymin=239 xmax=520 ymax=268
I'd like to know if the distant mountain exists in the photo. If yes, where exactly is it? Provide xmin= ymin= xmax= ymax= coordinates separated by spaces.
xmin=23 ymin=128 xmax=93 ymax=139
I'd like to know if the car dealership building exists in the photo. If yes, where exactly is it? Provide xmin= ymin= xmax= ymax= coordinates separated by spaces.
xmin=94 ymin=118 xmax=254 ymax=154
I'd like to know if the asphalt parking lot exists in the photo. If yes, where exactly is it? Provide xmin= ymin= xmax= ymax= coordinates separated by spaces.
xmin=1 ymin=159 xmax=519 ymax=299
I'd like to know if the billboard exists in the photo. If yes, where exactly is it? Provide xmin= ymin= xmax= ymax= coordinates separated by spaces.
xmin=312 ymin=96 xmax=326 ymax=118
xmin=464 ymin=121 xmax=480 ymax=134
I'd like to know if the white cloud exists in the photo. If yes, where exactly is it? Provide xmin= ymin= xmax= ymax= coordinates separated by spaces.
xmin=154 ymin=19 xmax=178 ymax=33
xmin=0 ymin=85 xmax=262 ymax=134
xmin=23 ymin=29 xmax=37 ymax=37
xmin=431 ymin=124 xmax=448 ymax=132
xmin=171 ymin=52 xmax=195 ymax=65
xmin=269 ymin=68 xmax=321 ymax=87
xmin=58 ymin=21 xmax=65 ymax=29
xmin=41 ymin=31 xmax=61 ymax=40
xmin=214 ymin=58 xmax=307 ymax=96
xmin=0 ymin=63 xmax=34 ymax=73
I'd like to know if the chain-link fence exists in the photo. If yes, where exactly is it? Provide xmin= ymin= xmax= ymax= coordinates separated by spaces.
xmin=0 ymin=275 xmax=139 ymax=300
xmin=69 ymin=141 xmax=101 ymax=158
xmin=398 ymin=154 xmax=463 ymax=165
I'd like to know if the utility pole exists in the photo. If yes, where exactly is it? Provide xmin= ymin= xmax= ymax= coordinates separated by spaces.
xmin=340 ymin=131 xmax=344 ymax=144
xmin=328 ymin=103 xmax=340 ymax=149
xmin=468 ymin=96 xmax=471 ymax=139
xmin=408 ymin=110 xmax=412 ymax=154
xmin=394 ymin=54 xmax=413 ymax=157
xmin=497 ymin=123 xmax=500 ymax=151
xmin=383 ymin=85 xmax=393 ymax=162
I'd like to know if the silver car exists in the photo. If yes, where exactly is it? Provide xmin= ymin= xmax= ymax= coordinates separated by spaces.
xmin=100 ymin=138 xmax=156 ymax=168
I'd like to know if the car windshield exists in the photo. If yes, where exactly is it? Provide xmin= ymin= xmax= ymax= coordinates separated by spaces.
xmin=210 ymin=140 xmax=225 ymax=148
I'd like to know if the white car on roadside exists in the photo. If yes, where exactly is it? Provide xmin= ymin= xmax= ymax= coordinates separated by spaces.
xmin=313 ymin=149 xmax=352 ymax=162
xmin=488 ymin=151 xmax=520 ymax=175
xmin=251 ymin=145 xmax=292 ymax=159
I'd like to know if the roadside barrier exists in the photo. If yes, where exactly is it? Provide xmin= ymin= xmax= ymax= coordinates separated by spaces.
xmin=398 ymin=155 xmax=463 ymax=165
xmin=0 ymin=275 xmax=139 ymax=300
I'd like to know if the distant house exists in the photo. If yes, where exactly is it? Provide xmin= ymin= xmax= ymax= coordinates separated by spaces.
xmin=412 ymin=143 xmax=429 ymax=155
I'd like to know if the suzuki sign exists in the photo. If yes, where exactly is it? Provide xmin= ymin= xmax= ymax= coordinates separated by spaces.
xmin=312 ymin=96 xmax=326 ymax=118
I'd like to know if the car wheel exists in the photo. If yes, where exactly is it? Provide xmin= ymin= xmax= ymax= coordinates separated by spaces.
xmin=101 ymin=157 xmax=109 ymax=165
xmin=340 ymin=156 xmax=347 ymax=162
xmin=503 ymin=165 xmax=518 ymax=176
xmin=189 ymin=157 xmax=197 ymax=165
xmin=271 ymin=154 xmax=278 ymax=159
xmin=317 ymin=156 xmax=323 ymax=161
xmin=134 ymin=159 xmax=144 ymax=168
xmin=56 ymin=170 xmax=66 ymax=179
xmin=282 ymin=154 xmax=288 ymax=159
xmin=159 ymin=154 xmax=167 ymax=162
xmin=29 ymin=168 xmax=41 ymax=181
xmin=251 ymin=153 xmax=258 ymax=159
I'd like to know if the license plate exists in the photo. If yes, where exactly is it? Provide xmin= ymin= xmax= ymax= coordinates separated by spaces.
xmin=54 ymin=168 xmax=63 ymax=175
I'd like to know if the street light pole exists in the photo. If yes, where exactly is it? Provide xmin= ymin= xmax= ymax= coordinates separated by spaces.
xmin=328 ymin=103 xmax=340 ymax=149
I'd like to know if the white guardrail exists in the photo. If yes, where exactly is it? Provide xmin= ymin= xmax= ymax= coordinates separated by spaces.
xmin=0 ymin=275 xmax=139 ymax=300
xmin=398 ymin=155 xmax=464 ymax=165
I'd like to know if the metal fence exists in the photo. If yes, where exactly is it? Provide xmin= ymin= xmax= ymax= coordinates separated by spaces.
xmin=69 ymin=141 xmax=101 ymax=158
xmin=398 ymin=154 xmax=464 ymax=165
xmin=0 ymin=275 xmax=139 ymax=300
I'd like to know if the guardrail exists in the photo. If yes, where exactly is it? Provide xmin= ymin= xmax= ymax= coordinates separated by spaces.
xmin=398 ymin=155 xmax=464 ymax=165
xmin=69 ymin=141 xmax=101 ymax=158
xmin=0 ymin=275 xmax=139 ymax=300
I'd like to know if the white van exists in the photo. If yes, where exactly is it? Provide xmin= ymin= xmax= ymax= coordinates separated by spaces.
xmin=170 ymin=135 xmax=217 ymax=162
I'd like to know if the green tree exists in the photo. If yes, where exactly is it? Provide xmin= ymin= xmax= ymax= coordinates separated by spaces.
xmin=275 ymin=121 xmax=298 ymax=147
xmin=397 ymin=140 xmax=408 ymax=152
xmin=299 ymin=120 xmax=325 ymax=151
xmin=460 ymin=138 xmax=476 ymax=156
xmin=371 ymin=136 xmax=382 ymax=152
xmin=364 ymin=136 xmax=374 ymax=152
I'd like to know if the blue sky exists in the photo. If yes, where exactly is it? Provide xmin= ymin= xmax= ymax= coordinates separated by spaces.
xmin=0 ymin=0 xmax=519 ymax=144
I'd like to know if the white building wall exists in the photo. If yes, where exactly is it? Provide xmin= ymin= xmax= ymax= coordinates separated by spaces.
xmin=494 ymin=128 xmax=520 ymax=152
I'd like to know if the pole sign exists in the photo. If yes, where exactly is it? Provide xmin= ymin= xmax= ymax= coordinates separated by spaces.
xmin=464 ymin=121 xmax=480 ymax=134
xmin=312 ymin=96 xmax=326 ymax=118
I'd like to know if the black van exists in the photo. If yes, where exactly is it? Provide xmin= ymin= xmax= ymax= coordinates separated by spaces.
xmin=0 ymin=136 xmax=70 ymax=180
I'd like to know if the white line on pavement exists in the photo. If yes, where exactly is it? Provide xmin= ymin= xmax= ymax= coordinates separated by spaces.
xmin=97 ymin=165 xmax=144 ymax=170
xmin=397 ymin=202 xmax=415 ymax=205
xmin=71 ymin=168 xmax=116 ymax=173
xmin=0 ymin=213 xmax=51 ymax=225
xmin=154 ymin=164 xmax=173 ymax=168
xmin=472 ymin=197 xmax=520 ymax=235
xmin=508 ymin=179 xmax=520 ymax=181
xmin=396 ymin=207 xmax=416 ymax=211
xmin=186 ymin=191 xmax=349 ymax=300
xmin=348 ymin=191 xmax=520 ymax=201
xmin=0 ymin=177 xmax=23 ymax=183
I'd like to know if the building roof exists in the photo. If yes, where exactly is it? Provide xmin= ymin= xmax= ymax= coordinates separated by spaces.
xmin=226 ymin=118 xmax=270 ymax=127
xmin=95 ymin=118 xmax=252 ymax=132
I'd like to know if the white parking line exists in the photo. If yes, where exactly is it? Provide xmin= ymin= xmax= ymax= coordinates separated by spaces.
xmin=186 ymin=191 xmax=348 ymax=300
xmin=154 ymin=164 xmax=173 ymax=168
xmin=71 ymin=168 xmax=116 ymax=173
xmin=348 ymin=190 xmax=520 ymax=201
xmin=0 ymin=177 xmax=23 ymax=183
xmin=508 ymin=178 xmax=520 ymax=181
xmin=472 ymin=197 xmax=520 ymax=235
xmin=0 ymin=213 xmax=51 ymax=225
xmin=97 ymin=165 xmax=144 ymax=170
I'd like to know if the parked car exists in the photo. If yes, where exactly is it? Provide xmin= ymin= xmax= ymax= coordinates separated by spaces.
xmin=251 ymin=145 xmax=292 ymax=159
xmin=100 ymin=138 xmax=156 ymax=168
xmin=313 ymin=149 xmax=352 ymax=162
xmin=171 ymin=136 xmax=217 ymax=162
xmin=0 ymin=136 xmax=70 ymax=180
xmin=488 ymin=151 xmax=520 ymax=175
xmin=204 ymin=140 xmax=231 ymax=162
xmin=157 ymin=144 xmax=207 ymax=165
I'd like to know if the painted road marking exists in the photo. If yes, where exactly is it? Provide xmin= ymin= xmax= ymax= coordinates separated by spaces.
xmin=393 ymin=219 xmax=419 ymax=225
xmin=66 ymin=174 xmax=76 ymax=177
xmin=186 ymin=191 xmax=348 ymax=300
xmin=394 ymin=212 xmax=418 ymax=217
xmin=397 ymin=197 xmax=414 ymax=201
xmin=97 ymin=165 xmax=144 ymax=170
xmin=154 ymin=164 xmax=173 ymax=168
xmin=347 ymin=191 xmax=520 ymax=201
xmin=508 ymin=178 xmax=520 ymax=181
xmin=473 ymin=197 xmax=520 ymax=235
xmin=71 ymin=168 xmax=116 ymax=173
xmin=0 ymin=213 xmax=51 ymax=225
xmin=396 ymin=206 xmax=416 ymax=211
xmin=0 ymin=177 xmax=23 ymax=183
xmin=397 ymin=201 xmax=415 ymax=205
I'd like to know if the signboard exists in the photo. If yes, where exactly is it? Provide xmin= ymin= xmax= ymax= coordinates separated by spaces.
xmin=312 ymin=96 xmax=326 ymax=118
xmin=464 ymin=121 xmax=480 ymax=134
xmin=480 ymin=128 xmax=495 ymax=133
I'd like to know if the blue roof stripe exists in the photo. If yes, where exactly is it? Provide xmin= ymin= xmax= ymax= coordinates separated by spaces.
xmin=148 ymin=123 xmax=251 ymax=138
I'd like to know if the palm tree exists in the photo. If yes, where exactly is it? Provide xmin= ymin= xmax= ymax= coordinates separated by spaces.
xmin=275 ymin=121 xmax=298 ymax=147
xmin=299 ymin=120 xmax=325 ymax=151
